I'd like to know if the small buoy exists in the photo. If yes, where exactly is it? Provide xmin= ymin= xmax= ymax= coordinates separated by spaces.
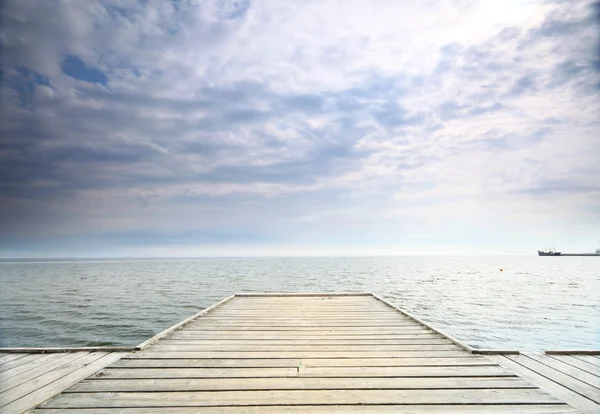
xmin=499 ymin=268 xmax=503 ymax=272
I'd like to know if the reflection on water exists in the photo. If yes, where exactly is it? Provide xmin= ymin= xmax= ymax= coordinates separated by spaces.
xmin=1 ymin=256 xmax=599 ymax=350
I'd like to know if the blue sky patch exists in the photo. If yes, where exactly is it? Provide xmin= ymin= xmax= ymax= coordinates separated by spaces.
xmin=61 ymin=55 xmax=108 ymax=85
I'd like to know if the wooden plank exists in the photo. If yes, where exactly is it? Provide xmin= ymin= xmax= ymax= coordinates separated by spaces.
xmin=178 ymin=327 xmax=435 ymax=333
xmin=527 ymin=354 xmax=600 ymax=389
xmin=0 ymin=352 xmax=105 ymax=407
xmin=488 ymin=355 xmax=600 ymax=414
xmin=222 ymin=304 xmax=391 ymax=307
xmin=371 ymin=294 xmax=478 ymax=354
xmin=124 ymin=350 xmax=470 ymax=359
xmin=158 ymin=338 xmax=452 ymax=345
xmin=39 ymin=389 xmax=562 ymax=408
xmin=68 ymin=376 xmax=535 ymax=392
xmin=234 ymin=293 xmax=374 ymax=296
xmin=0 ymin=347 xmax=134 ymax=353
xmin=0 ymin=354 xmax=28 ymax=365
xmin=146 ymin=344 xmax=460 ymax=352
xmin=0 ymin=352 xmax=90 ymax=393
xmin=229 ymin=297 xmax=380 ymax=301
xmin=0 ymin=353 xmax=64 ymax=383
xmin=574 ymin=355 xmax=600 ymax=368
xmin=204 ymin=311 xmax=403 ymax=315
xmin=202 ymin=312 xmax=410 ymax=316
xmin=509 ymin=354 xmax=600 ymax=403
xmin=0 ymin=352 xmax=125 ymax=414
xmin=136 ymin=294 xmax=236 ymax=350
xmin=170 ymin=331 xmax=435 ymax=338
xmin=545 ymin=351 xmax=600 ymax=356
xmin=229 ymin=300 xmax=405 ymax=303
xmin=301 ymin=365 xmax=513 ymax=377
xmin=208 ymin=311 xmax=399 ymax=315
xmin=167 ymin=334 xmax=440 ymax=341
xmin=300 ymin=357 xmax=493 ymax=367
xmin=0 ymin=354 xmax=46 ymax=373
xmin=113 ymin=357 xmax=492 ymax=369
xmin=112 ymin=358 xmax=302 ymax=368
xmin=93 ymin=367 xmax=298 ymax=379
xmin=223 ymin=306 xmax=405 ymax=310
xmin=182 ymin=323 xmax=428 ymax=328
xmin=553 ymin=355 xmax=600 ymax=376
xmin=94 ymin=365 xmax=511 ymax=379
xmin=185 ymin=323 xmax=424 ymax=328
xmin=30 ymin=405 xmax=580 ymax=413
xmin=200 ymin=318 xmax=413 ymax=322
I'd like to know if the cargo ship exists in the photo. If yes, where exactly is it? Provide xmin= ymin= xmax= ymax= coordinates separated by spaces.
xmin=537 ymin=246 xmax=561 ymax=256
xmin=538 ymin=246 xmax=600 ymax=256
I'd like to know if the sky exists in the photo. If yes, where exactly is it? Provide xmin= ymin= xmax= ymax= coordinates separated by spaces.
xmin=0 ymin=0 xmax=599 ymax=258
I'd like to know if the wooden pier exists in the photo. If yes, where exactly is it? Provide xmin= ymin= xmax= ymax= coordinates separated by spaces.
xmin=0 ymin=293 xmax=598 ymax=413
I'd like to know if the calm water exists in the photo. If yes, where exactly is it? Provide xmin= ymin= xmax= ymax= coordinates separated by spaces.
xmin=0 ymin=256 xmax=598 ymax=351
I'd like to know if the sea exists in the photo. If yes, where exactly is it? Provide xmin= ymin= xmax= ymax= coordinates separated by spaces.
xmin=1 ymin=256 xmax=599 ymax=351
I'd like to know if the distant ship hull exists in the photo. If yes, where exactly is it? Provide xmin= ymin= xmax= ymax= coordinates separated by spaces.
xmin=560 ymin=253 xmax=600 ymax=256
xmin=538 ymin=249 xmax=600 ymax=256
xmin=538 ymin=250 xmax=561 ymax=256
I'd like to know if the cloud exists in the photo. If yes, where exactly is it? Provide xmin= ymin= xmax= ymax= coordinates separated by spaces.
xmin=0 ymin=0 xmax=599 ymax=256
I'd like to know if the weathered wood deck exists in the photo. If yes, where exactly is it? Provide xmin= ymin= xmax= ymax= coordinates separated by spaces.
xmin=0 ymin=351 xmax=125 ymax=413
xmin=1 ymin=293 xmax=597 ymax=413
xmin=489 ymin=352 xmax=600 ymax=414
xmin=18 ymin=293 xmax=585 ymax=413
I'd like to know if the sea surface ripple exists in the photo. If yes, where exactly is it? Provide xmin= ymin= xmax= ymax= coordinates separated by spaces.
xmin=1 ymin=256 xmax=598 ymax=350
